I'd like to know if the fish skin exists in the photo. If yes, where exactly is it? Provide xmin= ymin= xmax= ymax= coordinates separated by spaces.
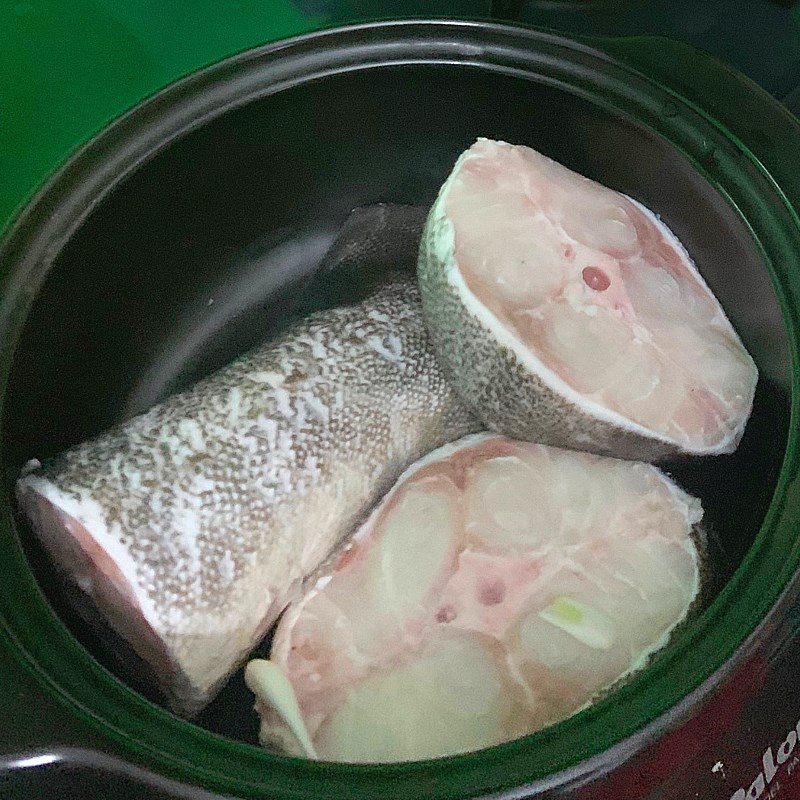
xmin=16 ymin=280 xmax=477 ymax=717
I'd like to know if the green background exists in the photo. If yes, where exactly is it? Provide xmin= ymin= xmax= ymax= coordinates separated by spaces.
xmin=0 ymin=0 xmax=490 ymax=237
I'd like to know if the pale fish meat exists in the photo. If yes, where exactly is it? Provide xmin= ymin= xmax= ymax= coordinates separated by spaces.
xmin=418 ymin=138 xmax=758 ymax=461
xmin=16 ymin=280 xmax=477 ymax=717
xmin=248 ymin=433 xmax=702 ymax=762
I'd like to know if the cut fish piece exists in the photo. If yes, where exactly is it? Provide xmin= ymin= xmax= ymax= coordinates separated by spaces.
xmin=16 ymin=281 xmax=477 ymax=716
xmin=252 ymin=433 xmax=702 ymax=762
xmin=418 ymin=138 xmax=758 ymax=460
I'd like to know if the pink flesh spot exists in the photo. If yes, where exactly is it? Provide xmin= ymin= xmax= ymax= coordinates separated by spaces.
xmin=436 ymin=605 xmax=457 ymax=623
xmin=478 ymin=579 xmax=507 ymax=606
xmin=582 ymin=266 xmax=611 ymax=292
xmin=334 ymin=543 xmax=360 ymax=571
xmin=440 ymin=550 xmax=542 ymax=639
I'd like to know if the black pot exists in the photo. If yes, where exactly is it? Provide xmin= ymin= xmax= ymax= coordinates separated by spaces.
xmin=1 ymin=20 xmax=799 ymax=800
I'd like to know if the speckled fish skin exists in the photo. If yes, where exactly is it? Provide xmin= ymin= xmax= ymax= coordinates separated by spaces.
xmin=16 ymin=280 xmax=477 ymax=717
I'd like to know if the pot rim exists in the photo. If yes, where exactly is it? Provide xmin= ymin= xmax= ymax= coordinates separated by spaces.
xmin=0 ymin=19 xmax=799 ymax=800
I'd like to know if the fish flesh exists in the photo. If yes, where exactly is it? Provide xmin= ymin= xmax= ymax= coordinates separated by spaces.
xmin=16 ymin=280 xmax=477 ymax=717
xmin=418 ymin=139 xmax=758 ymax=461
xmin=248 ymin=433 xmax=702 ymax=762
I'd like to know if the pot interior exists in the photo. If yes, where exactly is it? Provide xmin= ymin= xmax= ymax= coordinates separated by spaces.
xmin=2 ymin=60 xmax=791 ymax=750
